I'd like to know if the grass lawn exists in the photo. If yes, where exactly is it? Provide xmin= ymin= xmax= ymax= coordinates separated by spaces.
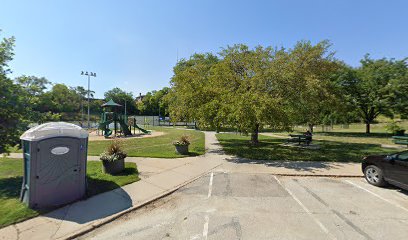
xmin=216 ymin=133 xmax=397 ymax=162
xmin=263 ymin=119 xmax=408 ymax=146
xmin=268 ymin=131 xmax=395 ymax=145
xmin=88 ymin=126 xmax=205 ymax=158
xmin=0 ymin=158 xmax=139 ymax=228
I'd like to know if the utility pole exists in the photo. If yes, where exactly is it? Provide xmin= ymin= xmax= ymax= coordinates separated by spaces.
xmin=158 ymin=102 xmax=161 ymax=126
xmin=81 ymin=99 xmax=84 ymax=126
xmin=81 ymin=71 xmax=96 ymax=129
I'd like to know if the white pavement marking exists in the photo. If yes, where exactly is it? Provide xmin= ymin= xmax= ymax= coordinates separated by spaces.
xmin=203 ymin=215 xmax=210 ymax=240
xmin=208 ymin=172 xmax=214 ymax=198
xmin=190 ymin=234 xmax=200 ymax=240
xmin=344 ymin=180 xmax=408 ymax=213
xmin=273 ymin=176 xmax=337 ymax=240
xmin=202 ymin=172 xmax=214 ymax=240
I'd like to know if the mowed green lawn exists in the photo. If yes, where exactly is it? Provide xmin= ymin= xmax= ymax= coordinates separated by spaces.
xmin=0 ymin=158 xmax=139 ymax=228
xmin=268 ymin=131 xmax=395 ymax=145
xmin=88 ymin=127 xmax=205 ymax=158
xmin=216 ymin=133 xmax=397 ymax=162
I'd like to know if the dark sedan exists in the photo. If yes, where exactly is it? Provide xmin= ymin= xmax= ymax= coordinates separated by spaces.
xmin=362 ymin=150 xmax=408 ymax=190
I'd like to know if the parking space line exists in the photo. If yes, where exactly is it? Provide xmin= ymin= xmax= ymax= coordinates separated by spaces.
xmin=273 ymin=176 xmax=337 ymax=240
xmin=344 ymin=180 xmax=408 ymax=213
xmin=203 ymin=215 xmax=209 ymax=239
xmin=208 ymin=172 xmax=214 ymax=198
xmin=293 ymin=179 xmax=373 ymax=240
xmin=202 ymin=172 xmax=214 ymax=240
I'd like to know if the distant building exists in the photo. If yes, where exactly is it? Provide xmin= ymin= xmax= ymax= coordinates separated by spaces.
xmin=135 ymin=93 xmax=145 ymax=102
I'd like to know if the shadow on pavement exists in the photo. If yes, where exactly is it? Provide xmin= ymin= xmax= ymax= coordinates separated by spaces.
xmin=224 ymin=156 xmax=351 ymax=172
xmin=0 ymin=176 xmax=133 ymax=225
xmin=206 ymin=142 xmax=226 ymax=155
xmin=46 ymin=185 xmax=132 ymax=224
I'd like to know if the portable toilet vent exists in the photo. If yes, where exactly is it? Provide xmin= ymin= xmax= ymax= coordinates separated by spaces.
xmin=20 ymin=122 xmax=89 ymax=209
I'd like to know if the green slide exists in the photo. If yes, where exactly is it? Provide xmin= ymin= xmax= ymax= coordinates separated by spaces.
xmin=118 ymin=119 xmax=132 ymax=136
xmin=98 ymin=120 xmax=113 ymax=137
xmin=134 ymin=123 xmax=150 ymax=134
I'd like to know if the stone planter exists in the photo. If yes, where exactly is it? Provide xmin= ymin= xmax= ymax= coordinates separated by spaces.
xmin=102 ymin=158 xmax=125 ymax=174
xmin=175 ymin=145 xmax=189 ymax=155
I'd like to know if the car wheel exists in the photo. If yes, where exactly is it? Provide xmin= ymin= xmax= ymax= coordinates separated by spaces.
xmin=364 ymin=165 xmax=386 ymax=187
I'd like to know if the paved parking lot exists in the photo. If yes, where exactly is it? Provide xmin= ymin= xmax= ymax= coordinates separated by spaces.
xmin=81 ymin=173 xmax=408 ymax=240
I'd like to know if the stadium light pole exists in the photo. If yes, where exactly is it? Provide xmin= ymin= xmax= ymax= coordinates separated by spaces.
xmin=81 ymin=71 xmax=96 ymax=129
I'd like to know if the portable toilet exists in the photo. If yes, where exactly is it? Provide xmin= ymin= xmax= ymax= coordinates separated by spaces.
xmin=20 ymin=122 xmax=89 ymax=209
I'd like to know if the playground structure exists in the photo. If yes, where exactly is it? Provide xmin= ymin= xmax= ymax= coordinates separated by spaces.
xmin=98 ymin=99 xmax=150 ymax=138
xmin=127 ymin=116 xmax=151 ymax=135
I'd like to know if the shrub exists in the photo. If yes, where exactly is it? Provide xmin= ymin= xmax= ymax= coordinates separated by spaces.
xmin=385 ymin=122 xmax=404 ymax=134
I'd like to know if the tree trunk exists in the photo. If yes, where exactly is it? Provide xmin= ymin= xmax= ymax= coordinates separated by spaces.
xmin=365 ymin=122 xmax=370 ymax=134
xmin=251 ymin=124 xmax=259 ymax=144
xmin=308 ymin=123 xmax=314 ymax=133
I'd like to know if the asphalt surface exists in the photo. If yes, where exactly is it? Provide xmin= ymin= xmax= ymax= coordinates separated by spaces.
xmin=80 ymin=173 xmax=408 ymax=240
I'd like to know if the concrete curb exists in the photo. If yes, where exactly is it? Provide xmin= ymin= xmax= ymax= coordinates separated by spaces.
xmin=270 ymin=173 xmax=363 ymax=178
xmin=62 ymin=163 xmax=222 ymax=240
xmin=214 ymin=171 xmax=363 ymax=178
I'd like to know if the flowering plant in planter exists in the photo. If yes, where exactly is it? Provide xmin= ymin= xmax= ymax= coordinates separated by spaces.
xmin=100 ymin=140 xmax=127 ymax=174
xmin=173 ymin=135 xmax=190 ymax=154
xmin=173 ymin=135 xmax=191 ymax=146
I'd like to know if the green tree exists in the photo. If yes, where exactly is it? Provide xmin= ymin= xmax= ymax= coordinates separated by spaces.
xmin=137 ymin=87 xmax=170 ymax=116
xmin=0 ymin=32 xmax=29 ymax=153
xmin=38 ymin=84 xmax=81 ymax=114
xmin=167 ymin=53 xmax=220 ymax=129
xmin=386 ymin=59 xmax=408 ymax=118
xmin=337 ymin=55 xmax=407 ymax=133
xmin=282 ymin=41 xmax=341 ymax=132
xmin=0 ymin=30 xmax=15 ymax=75
xmin=104 ymin=87 xmax=137 ymax=114
xmin=169 ymin=41 xmax=340 ymax=143
xmin=14 ymin=75 xmax=59 ymax=122
xmin=14 ymin=75 xmax=50 ymax=97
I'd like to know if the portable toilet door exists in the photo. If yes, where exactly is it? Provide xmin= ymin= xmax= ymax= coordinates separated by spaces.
xmin=20 ymin=122 xmax=89 ymax=209
xmin=35 ymin=137 xmax=82 ymax=207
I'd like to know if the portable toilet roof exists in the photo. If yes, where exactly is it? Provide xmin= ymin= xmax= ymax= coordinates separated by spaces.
xmin=20 ymin=122 xmax=89 ymax=141
xmin=101 ymin=99 xmax=122 ymax=107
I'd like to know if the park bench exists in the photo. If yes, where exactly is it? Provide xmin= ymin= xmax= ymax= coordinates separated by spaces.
xmin=392 ymin=135 xmax=408 ymax=147
xmin=288 ymin=134 xmax=312 ymax=145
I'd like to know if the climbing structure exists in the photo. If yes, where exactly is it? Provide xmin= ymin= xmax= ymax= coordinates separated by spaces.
xmin=98 ymin=99 xmax=132 ymax=137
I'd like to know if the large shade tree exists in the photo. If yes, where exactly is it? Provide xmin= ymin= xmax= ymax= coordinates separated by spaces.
xmin=337 ymin=56 xmax=408 ymax=133
xmin=166 ymin=53 xmax=220 ymax=128
xmin=281 ymin=41 xmax=341 ymax=132
xmin=13 ymin=75 xmax=60 ymax=123
xmin=0 ymin=32 xmax=29 ymax=153
xmin=168 ymin=41 xmax=338 ymax=143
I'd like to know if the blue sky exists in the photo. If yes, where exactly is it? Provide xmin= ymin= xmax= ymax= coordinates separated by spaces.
xmin=2 ymin=0 xmax=407 ymax=98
